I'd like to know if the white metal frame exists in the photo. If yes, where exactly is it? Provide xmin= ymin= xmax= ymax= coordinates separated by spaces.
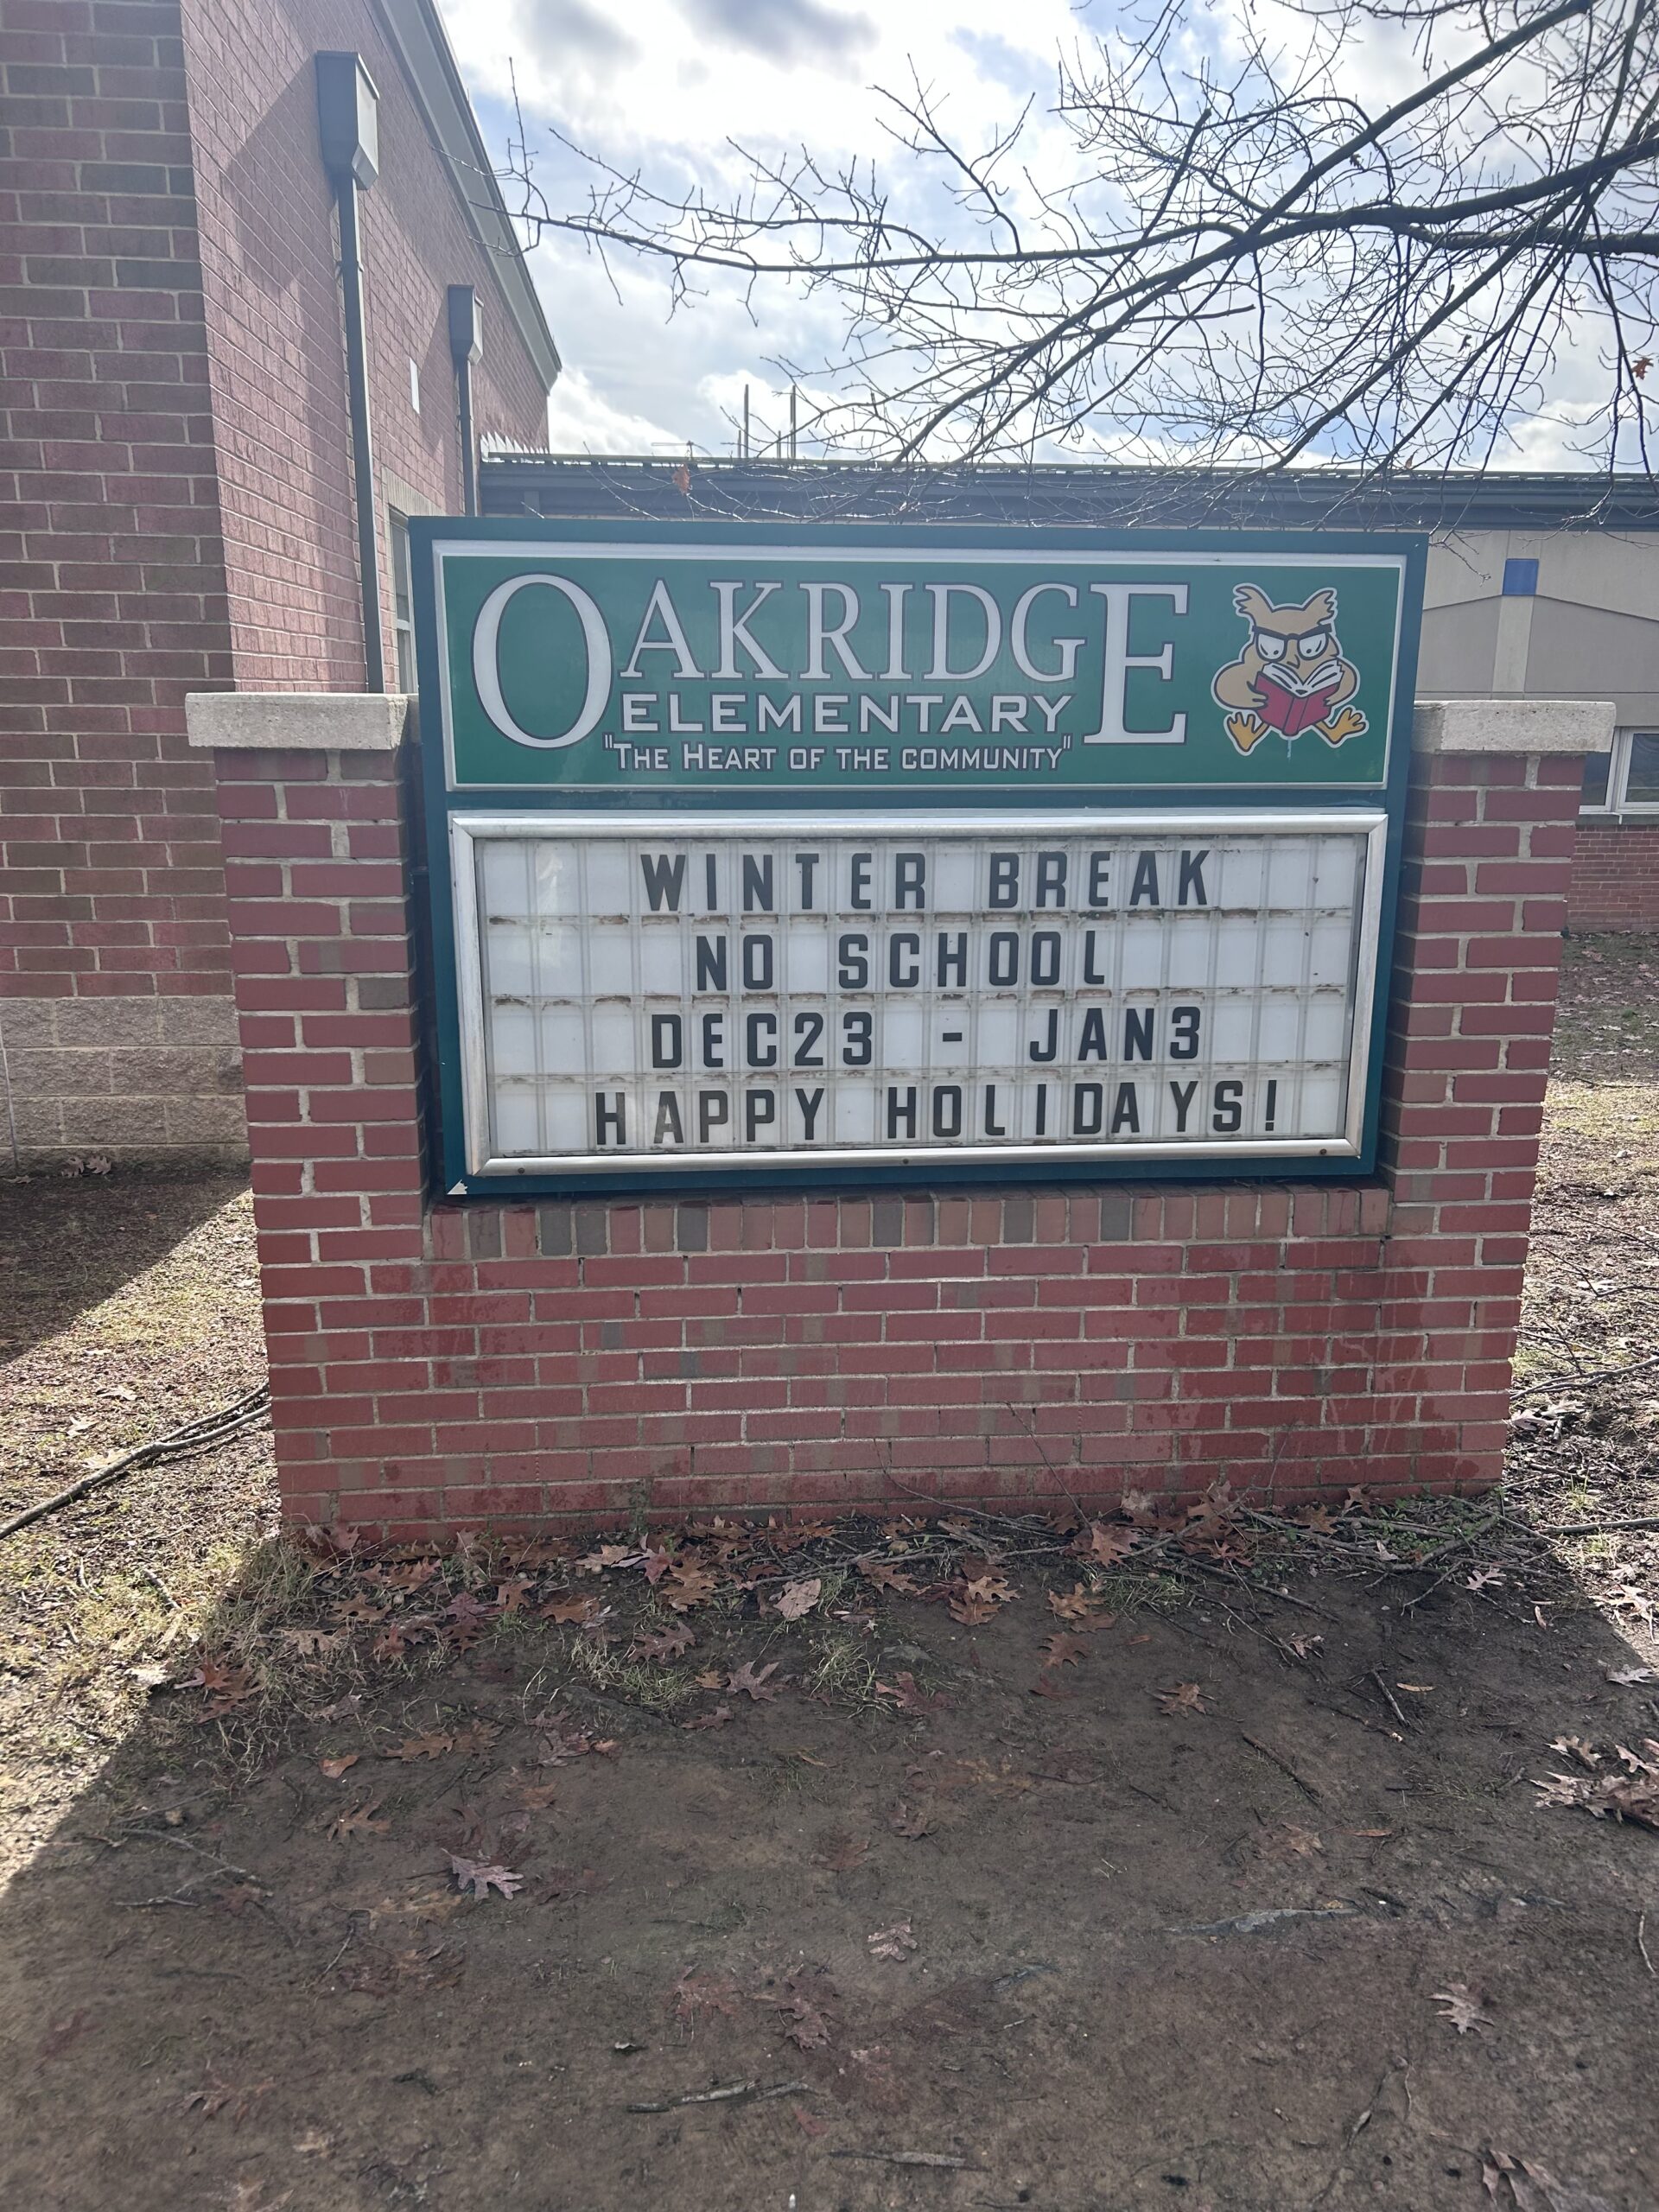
xmin=448 ymin=808 xmax=1389 ymax=1181
xmin=1580 ymin=728 xmax=1659 ymax=817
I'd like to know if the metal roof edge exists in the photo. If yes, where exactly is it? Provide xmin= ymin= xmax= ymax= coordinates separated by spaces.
xmin=474 ymin=454 xmax=1659 ymax=529
xmin=371 ymin=0 xmax=561 ymax=394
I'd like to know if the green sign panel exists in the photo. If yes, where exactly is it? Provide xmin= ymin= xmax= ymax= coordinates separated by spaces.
xmin=416 ymin=521 xmax=1420 ymax=799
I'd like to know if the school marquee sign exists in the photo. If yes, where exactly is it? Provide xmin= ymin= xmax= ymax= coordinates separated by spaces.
xmin=411 ymin=520 xmax=1423 ymax=1194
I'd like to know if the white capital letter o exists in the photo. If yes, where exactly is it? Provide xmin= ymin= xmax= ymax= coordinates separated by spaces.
xmin=472 ymin=572 xmax=611 ymax=750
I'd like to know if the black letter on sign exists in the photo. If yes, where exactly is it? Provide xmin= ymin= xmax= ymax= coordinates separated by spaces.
xmin=1178 ymin=849 xmax=1210 ymax=906
xmin=695 ymin=935 xmax=727 ymax=991
xmin=640 ymin=852 xmax=686 ymax=912
xmin=837 ymin=932 xmax=869 ymax=989
xmin=698 ymin=1092 xmax=730 ymax=1143
xmin=741 ymin=853 xmax=775 ymax=913
xmin=1072 ymin=1083 xmax=1103 ymax=1136
xmin=1129 ymin=852 xmax=1160 ymax=906
xmin=894 ymin=852 xmax=925 ymax=910
xmin=746 ymin=1011 xmax=778 ymax=1068
xmin=937 ymin=931 xmax=967 ymax=987
xmin=1035 ymin=850 xmax=1067 ymax=907
xmin=595 ymin=1091 xmax=626 ymax=1146
xmin=1111 ymin=1082 xmax=1141 ymax=1135
xmin=794 ymin=1086 xmax=824 ymax=1139
xmin=1028 ymin=1008 xmax=1058 ymax=1063
xmin=1170 ymin=1005 xmax=1200 ymax=1060
xmin=653 ymin=1092 xmax=684 ymax=1145
xmin=745 ymin=1090 xmax=777 ymax=1141
xmin=1122 ymin=1007 xmax=1154 ymax=1062
xmin=650 ymin=1013 xmax=683 ymax=1069
xmin=931 ymin=1085 xmax=963 ymax=1138
xmin=741 ymin=933 xmax=774 ymax=989
xmin=889 ymin=931 xmax=921 ymax=988
xmin=1169 ymin=1079 xmax=1198 ymax=1132
xmin=988 ymin=852 xmax=1020 ymax=908
xmin=1211 ymin=1080 xmax=1243 ymax=1134
xmin=887 ymin=1085 xmax=918 ymax=1139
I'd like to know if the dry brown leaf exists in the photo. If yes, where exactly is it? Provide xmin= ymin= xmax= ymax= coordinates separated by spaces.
xmin=1039 ymin=1632 xmax=1090 ymax=1669
xmin=446 ymin=1852 xmax=524 ymax=1900
xmin=1046 ymin=1583 xmax=1105 ymax=1622
xmin=727 ymin=1660 xmax=784 ymax=1702
xmin=1433 ymin=1983 xmax=1491 ymax=2035
xmin=947 ymin=1592 xmax=1000 ymax=1626
xmin=859 ymin=1560 xmax=919 ymax=1594
xmin=327 ymin=1799 xmax=389 ymax=1841
xmin=630 ymin=1620 xmax=696 ymax=1662
xmin=775 ymin=1576 xmax=823 ymax=1620
xmin=874 ymin=1671 xmax=949 ymax=1714
xmin=318 ymin=1754 xmax=359 ymax=1780
xmin=539 ymin=1593 xmax=600 ymax=1625
xmin=683 ymin=1703 xmax=733 ymax=1731
xmin=387 ymin=1731 xmax=454 ymax=1763
xmin=888 ymin=1801 xmax=934 ymax=1840
xmin=867 ymin=1919 xmax=918 ymax=1961
xmin=1086 ymin=1522 xmax=1138 ymax=1567
xmin=670 ymin=1970 xmax=741 ymax=2024
xmin=812 ymin=1831 xmax=871 ymax=1872
xmin=1157 ymin=1681 xmax=1209 ymax=1716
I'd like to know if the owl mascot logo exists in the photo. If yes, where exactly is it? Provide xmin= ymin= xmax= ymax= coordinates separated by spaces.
xmin=1212 ymin=584 xmax=1369 ymax=755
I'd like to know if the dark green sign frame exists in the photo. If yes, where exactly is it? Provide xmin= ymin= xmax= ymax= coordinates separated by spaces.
xmin=410 ymin=518 xmax=1426 ymax=1198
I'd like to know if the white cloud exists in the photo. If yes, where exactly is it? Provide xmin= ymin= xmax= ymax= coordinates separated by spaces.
xmin=543 ymin=366 xmax=683 ymax=454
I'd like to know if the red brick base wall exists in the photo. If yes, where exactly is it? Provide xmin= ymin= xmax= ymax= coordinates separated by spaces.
xmin=1567 ymin=820 xmax=1659 ymax=934
xmin=210 ymin=733 xmax=1582 ymax=1538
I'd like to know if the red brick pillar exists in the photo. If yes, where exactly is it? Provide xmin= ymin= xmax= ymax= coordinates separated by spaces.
xmin=189 ymin=691 xmax=1610 ymax=1539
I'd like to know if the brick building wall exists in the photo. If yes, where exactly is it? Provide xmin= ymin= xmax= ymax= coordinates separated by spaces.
xmin=1567 ymin=822 xmax=1659 ymax=933
xmin=194 ymin=699 xmax=1589 ymax=1535
xmin=0 ymin=0 xmax=551 ymax=1168
xmin=177 ymin=0 xmax=551 ymax=690
xmin=0 ymin=0 xmax=242 ymax=1163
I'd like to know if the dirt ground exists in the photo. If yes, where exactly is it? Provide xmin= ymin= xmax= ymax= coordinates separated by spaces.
xmin=1 ymin=939 xmax=1657 ymax=2212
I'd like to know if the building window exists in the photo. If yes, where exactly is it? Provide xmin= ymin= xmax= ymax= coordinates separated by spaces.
xmin=1579 ymin=730 xmax=1659 ymax=817
xmin=390 ymin=509 xmax=416 ymax=693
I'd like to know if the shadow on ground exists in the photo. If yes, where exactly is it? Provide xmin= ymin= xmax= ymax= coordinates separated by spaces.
xmin=2 ymin=1535 xmax=1656 ymax=2212
xmin=0 ymin=1171 xmax=250 ymax=1363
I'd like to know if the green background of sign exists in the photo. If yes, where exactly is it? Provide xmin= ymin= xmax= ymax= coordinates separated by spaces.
xmin=431 ymin=535 xmax=1408 ymax=794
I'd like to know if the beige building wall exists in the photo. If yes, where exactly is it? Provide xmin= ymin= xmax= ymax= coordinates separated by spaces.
xmin=1421 ymin=531 xmax=1659 ymax=726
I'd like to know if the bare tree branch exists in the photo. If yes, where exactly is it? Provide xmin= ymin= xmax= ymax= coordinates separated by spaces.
xmin=493 ymin=0 xmax=1659 ymax=479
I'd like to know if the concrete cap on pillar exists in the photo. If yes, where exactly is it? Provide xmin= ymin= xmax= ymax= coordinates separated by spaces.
xmin=185 ymin=693 xmax=414 ymax=750
xmin=1411 ymin=698 xmax=1614 ymax=754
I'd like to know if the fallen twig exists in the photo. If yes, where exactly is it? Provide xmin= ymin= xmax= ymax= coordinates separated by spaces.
xmin=1240 ymin=1731 xmax=1323 ymax=1802
xmin=1512 ymin=1350 xmax=1659 ymax=1397
xmin=0 ymin=1385 xmax=270 ymax=1542
xmin=830 ymin=2150 xmax=984 ymax=2170
xmin=1364 ymin=1670 xmax=1413 ymax=1729
xmin=1640 ymin=1912 xmax=1655 ymax=1979
xmin=1532 ymin=1515 xmax=1659 ymax=1539
xmin=626 ymin=2078 xmax=804 ymax=2114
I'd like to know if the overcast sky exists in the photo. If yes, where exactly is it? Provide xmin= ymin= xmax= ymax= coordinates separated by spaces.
xmin=439 ymin=0 xmax=1610 ymax=468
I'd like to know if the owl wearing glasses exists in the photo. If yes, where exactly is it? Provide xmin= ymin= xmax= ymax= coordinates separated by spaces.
xmin=1212 ymin=584 xmax=1369 ymax=755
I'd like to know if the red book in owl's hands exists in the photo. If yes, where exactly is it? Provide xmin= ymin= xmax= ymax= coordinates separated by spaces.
xmin=1254 ymin=662 xmax=1341 ymax=738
